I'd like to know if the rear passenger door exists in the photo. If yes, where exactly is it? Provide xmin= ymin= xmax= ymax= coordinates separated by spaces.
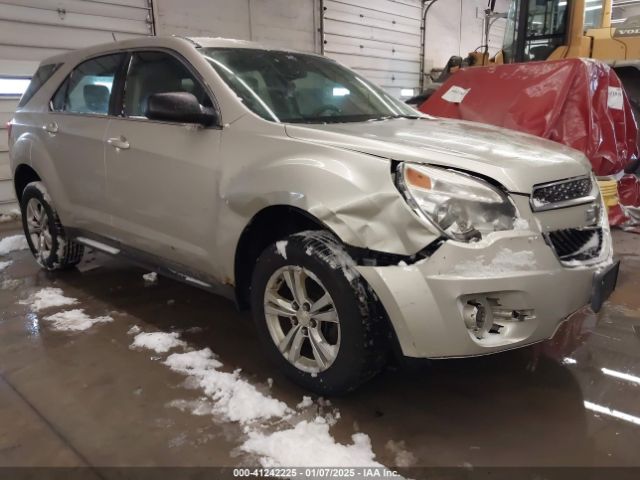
xmin=46 ymin=52 xmax=126 ymax=233
xmin=104 ymin=50 xmax=222 ymax=272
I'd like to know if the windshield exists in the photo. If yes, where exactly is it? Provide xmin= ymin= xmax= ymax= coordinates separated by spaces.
xmin=200 ymin=47 xmax=419 ymax=123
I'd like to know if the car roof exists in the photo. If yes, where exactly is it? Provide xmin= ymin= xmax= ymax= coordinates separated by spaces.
xmin=187 ymin=36 xmax=266 ymax=49
xmin=40 ymin=35 xmax=309 ymax=66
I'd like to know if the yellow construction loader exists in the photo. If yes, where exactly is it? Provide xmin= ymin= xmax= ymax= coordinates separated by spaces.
xmin=495 ymin=0 xmax=639 ymax=209
xmin=495 ymin=0 xmax=638 ymax=115
xmin=417 ymin=0 xmax=639 ymax=116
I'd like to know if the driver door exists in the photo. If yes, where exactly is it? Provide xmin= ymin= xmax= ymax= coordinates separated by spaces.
xmin=104 ymin=50 xmax=222 ymax=271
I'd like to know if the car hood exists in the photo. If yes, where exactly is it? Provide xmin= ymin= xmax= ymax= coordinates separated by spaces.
xmin=284 ymin=117 xmax=591 ymax=194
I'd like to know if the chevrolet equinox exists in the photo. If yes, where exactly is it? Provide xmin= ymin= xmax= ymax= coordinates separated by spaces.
xmin=9 ymin=36 xmax=619 ymax=394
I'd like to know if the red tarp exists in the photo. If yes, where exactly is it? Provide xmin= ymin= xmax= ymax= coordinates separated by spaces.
xmin=419 ymin=58 xmax=639 ymax=226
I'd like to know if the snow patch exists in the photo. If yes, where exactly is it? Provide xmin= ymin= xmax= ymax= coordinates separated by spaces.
xmin=453 ymin=248 xmax=536 ymax=276
xmin=296 ymin=231 xmax=359 ymax=283
xmin=1 ymin=279 xmax=20 ymax=290
xmin=143 ymin=272 xmax=158 ymax=283
xmin=20 ymin=287 xmax=78 ymax=311
xmin=0 ymin=260 xmax=12 ymax=272
xmin=297 ymin=396 xmax=314 ymax=409
xmin=168 ymin=398 xmax=216 ymax=416
xmin=165 ymin=348 xmax=222 ymax=371
xmin=573 ymin=231 xmax=600 ymax=256
xmin=53 ymin=237 xmax=67 ymax=269
xmin=43 ymin=309 xmax=113 ymax=331
xmin=127 ymin=325 xmax=141 ymax=335
xmin=131 ymin=331 xmax=186 ymax=353
xmin=0 ymin=209 xmax=20 ymax=223
xmin=0 ymin=235 xmax=28 ymax=256
xmin=385 ymin=440 xmax=417 ymax=467
xmin=513 ymin=218 xmax=530 ymax=231
xmin=275 ymin=241 xmax=288 ymax=260
xmin=164 ymin=348 xmax=290 ymax=424
xmin=241 ymin=417 xmax=382 ymax=468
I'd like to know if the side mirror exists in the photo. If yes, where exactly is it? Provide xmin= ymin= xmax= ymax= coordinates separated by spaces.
xmin=146 ymin=92 xmax=218 ymax=127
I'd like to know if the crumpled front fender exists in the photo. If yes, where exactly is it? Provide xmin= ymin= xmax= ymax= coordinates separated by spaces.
xmin=218 ymin=127 xmax=439 ymax=266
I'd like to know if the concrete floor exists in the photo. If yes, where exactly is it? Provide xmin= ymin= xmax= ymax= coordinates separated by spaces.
xmin=1 ymin=221 xmax=640 ymax=471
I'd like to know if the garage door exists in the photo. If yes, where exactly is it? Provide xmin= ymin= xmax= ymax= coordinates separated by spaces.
xmin=322 ymin=0 xmax=422 ymax=98
xmin=0 ymin=0 xmax=154 ymax=212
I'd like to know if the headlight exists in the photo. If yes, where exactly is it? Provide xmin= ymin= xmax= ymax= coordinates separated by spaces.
xmin=395 ymin=163 xmax=519 ymax=242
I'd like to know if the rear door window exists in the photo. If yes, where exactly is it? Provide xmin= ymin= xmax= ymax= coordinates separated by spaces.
xmin=51 ymin=53 xmax=125 ymax=115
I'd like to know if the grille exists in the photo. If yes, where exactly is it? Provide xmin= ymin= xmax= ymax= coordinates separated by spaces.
xmin=531 ymin=176 xmax=594 ymax=211
xmin=547 ymin=228 xmax=603 ymax=263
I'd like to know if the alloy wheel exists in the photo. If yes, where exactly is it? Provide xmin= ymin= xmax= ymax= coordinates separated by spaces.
xmin=25 ymin=198 xmax=52 ymax=259
xmin=263 ymin=265 xmax=341 ymax=373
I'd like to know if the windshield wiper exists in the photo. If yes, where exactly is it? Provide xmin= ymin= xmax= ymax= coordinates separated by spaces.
xmin=392 ymin=114 xmax=423 ymax=119
xmin=370 ymin=114 xmax=423 ymax=121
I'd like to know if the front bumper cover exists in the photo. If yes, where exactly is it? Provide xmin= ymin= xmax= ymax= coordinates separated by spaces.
xmin=357 ymin=230 xmax=614 ymax=358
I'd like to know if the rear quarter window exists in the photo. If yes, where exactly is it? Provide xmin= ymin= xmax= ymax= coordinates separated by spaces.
xmin=17 ymin=63 xmax=62 ymax=108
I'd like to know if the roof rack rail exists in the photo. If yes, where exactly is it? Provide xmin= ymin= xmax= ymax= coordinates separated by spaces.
xmin=171 ymin=35 xmax=201 ymax=48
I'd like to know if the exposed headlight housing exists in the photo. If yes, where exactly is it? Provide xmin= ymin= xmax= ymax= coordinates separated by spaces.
xmin=395 ymin=163 xmax=519 ymax=242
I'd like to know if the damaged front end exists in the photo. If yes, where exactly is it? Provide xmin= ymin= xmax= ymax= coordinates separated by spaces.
xmin=354 ymin=166 xmax=615 ymax=359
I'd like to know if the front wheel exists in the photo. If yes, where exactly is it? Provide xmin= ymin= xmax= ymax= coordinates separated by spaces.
xmin=250 ymin=230 xmax=388 ymax=395
xmin=20 ymin=181 xmax=84 ymax=270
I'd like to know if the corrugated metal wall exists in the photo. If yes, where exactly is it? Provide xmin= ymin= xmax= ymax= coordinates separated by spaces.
xmin=322 ymin=0 xmax=423 ymax=98
xmin=0 ymin=0 xmax=154 ymax=212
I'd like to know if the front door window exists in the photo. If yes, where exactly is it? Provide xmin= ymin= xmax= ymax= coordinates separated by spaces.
xmin=123 ymin=51 xmax=213 ymax=119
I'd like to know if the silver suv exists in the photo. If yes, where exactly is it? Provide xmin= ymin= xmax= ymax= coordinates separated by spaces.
xmin=9 ymin=36 xmax=618 ymax=394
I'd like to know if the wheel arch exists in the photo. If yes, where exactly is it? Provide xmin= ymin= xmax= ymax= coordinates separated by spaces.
xmin=233 ymin=204 xmax=338 ymax=309
xmin=13 ymin=164 xmax=42 ymax=203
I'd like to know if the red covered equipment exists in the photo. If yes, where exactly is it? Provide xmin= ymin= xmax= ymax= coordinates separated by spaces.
xmin=419 ymin=58 xmax=639 ymax=226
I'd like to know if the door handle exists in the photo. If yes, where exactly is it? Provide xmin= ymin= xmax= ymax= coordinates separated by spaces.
xmin=107 ymin=136 xmax=130 ymax=150
xmin=42 ymin=122 xmax=58 ymax=134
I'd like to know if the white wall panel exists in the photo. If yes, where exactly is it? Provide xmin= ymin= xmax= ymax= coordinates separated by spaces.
xmin=153 ymin=0 xmax=320 ymax=53
xmin=322 ymin=0 xmax=423 ymax=97
xmin=424 ymin=0 xmax=509 ymax=73
xmin=0 ymin=0 xmax=153 ymax=75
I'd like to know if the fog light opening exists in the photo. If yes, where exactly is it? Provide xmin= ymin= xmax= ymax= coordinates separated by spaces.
xmin=463 ymin=298 xmax=494 ymax=339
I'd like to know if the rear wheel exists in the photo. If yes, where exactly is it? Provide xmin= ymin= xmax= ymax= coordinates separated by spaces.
xmin=250 ymin=230 xmax=388 ymax=395
xmin=20 ymin=182 xmax=84 ymax=270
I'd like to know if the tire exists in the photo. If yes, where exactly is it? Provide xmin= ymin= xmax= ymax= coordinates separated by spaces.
xmin=250 ymin=230 xmax=388 ymax=395
xmin=20 ymin=181 xmax=84 ymax=270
